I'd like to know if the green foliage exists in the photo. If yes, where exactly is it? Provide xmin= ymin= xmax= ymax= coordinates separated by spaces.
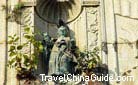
xmin=8 ymin=26 xmax=43 ymax=77
xmin=1 ymin=5 xmax=7 ymax=11
xmin=2 ymin=2 xmax=25 ymax=23
xmin=1 ymin=2 xmax=25 ymax=23
xmin=14 ymin=2 xmax=24 ymax=10
xmin=77 ymin=47 xmax=101 ymax=71
xmin=12 ymin=2 xmax=24 ymax=14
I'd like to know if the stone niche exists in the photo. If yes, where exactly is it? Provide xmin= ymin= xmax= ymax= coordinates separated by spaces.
xmin=35 ymin=0 xmax=82 ymax=24
xmin=34 ymin=0 xmax=101 ymax=78
xmin=34 ymin=0 xmax=101 ymax=50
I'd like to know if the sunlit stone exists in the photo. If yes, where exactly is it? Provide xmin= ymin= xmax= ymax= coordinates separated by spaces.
xmin=57 ymin=0 xmax=69 ymax=2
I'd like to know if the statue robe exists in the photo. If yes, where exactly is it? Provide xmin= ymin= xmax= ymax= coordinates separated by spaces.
xmin=48 ymin=36 xmax=77 ymax=75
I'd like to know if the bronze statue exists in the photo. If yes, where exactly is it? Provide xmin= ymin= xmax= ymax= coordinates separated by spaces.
xmin=48 ymin=20 xmax=77 ymax=76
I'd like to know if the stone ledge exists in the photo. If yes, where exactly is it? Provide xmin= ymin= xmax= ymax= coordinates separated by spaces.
xmin=82 ymin=1 xmax=100 ymax=7
xmin=22 ymin=1 xmax=100 ymax=7
xmin=22 ymin=2 xmax=36 ymax=7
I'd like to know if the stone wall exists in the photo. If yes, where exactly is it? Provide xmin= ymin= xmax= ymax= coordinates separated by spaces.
xmin=0 ymin=0 xmax=35 ymax=84
xmin=0 ymin=0 xmax=7 ymax=84
xmin=0 ymin=0 xmax=138 ymax=85
xmin=103 ymin=0 xmax=138 ymax=84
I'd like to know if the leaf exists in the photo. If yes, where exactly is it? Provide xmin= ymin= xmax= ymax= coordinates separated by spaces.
xmin=9 ymin=52 xmax=16 ymax=57
xmin=8 ymin=40 xmax=14 ymax=44
xmin=24 ymin=59 xmax=30 ymax=66
xmin=16 ymin=67 xmax=22 ymax=71
xmin=16 ymin=56 xmax=21 ymax=62
xmin=14 ymin=37 xmax=19 ymax=42
xmin=7 ymin=26 xmax=42 ymax=71
xmin=24 ymin=34 xmax=34 ymax=39
xmin=14 ymin=2 xmax=24 ymax=10
xmin=17 ymin=45 xmax=23 ymax=50
xmin=1 ymin=5 xmax=6 ymax=10
xmin=34 ymin=64 xmax=37 ymax=69
xmin=24 ymin=27 xmax=30 ymax=33
xmin=23 ymin=54 xmax=28 ymax=59
xmin=8 ymin=58 xmax=16 ymax=66
xmin=38 ymin=44 xmax=43 ymax=52
xmin=24 ymin=35 xmax=31 ymax=39
xmin=26 ymin=65 xmax=31 ymax=70
xmin=9 ymin=46 xmax=16 ymax=51
xmin=8 ymin=36 xmax=13 ymax=39
xmin=88 ymin=61 xmax=93 ymax=69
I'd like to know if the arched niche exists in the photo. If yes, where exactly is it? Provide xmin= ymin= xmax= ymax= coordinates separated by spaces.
xmin=35 ymin=0 xmax=82 ymax=24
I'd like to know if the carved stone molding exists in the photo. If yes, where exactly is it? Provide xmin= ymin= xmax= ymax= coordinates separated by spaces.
xmin=85 ymin=8 xmax=99 ymax=50
xmin=21 ymin=8 xmax=34 ymax=26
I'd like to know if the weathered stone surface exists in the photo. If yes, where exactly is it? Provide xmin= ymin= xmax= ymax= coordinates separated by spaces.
xmin=0 ymin=0 xmax=138 ymax=85
xmin=104 ymin=0 xmax=138 ymax=85
xmin=114 ymin=0 xmax=138 ymax=19
xmin=0 ymin=0 xmax=7 ymax=84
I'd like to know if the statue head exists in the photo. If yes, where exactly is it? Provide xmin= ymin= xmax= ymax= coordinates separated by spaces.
xmin=57 ymin=26 xmax=68 ymax=37
xmin=57 ymin=19 xmax=70 ymax=37
xmin=58 ymin=19 xmax=64 ymax=27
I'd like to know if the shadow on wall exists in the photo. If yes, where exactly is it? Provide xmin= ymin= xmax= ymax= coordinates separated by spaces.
xmin=92 ymin=64 xmax=109 ymax=85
